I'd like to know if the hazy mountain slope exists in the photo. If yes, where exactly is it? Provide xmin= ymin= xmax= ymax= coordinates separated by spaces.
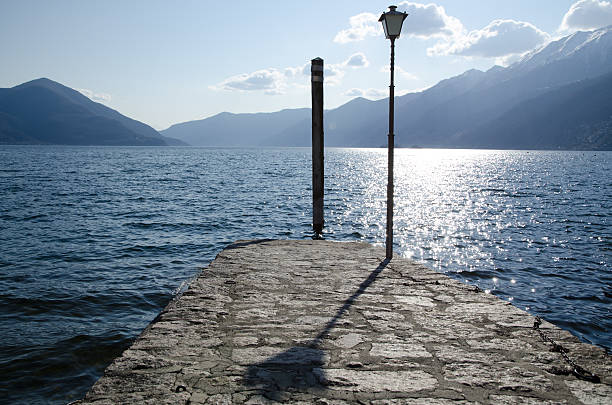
xmin=161 ymin=136 xmax=189 ymax=146
xmin=161 ymin=109 xmax=310 ymax=146
xmin=155 ymin=26 xmax=612 ymax=150
xmin=516 ymin=27 xmax=612 ymax=74
xmin=262 ymin=97 xmax=389 ymax=147
xmin=349 ymin=67 xmax=518 ymax=147
xmin=161 ymin=62 xmax=487 ymax=148
xmin=0 ymin=110 xmax=32 ymax=144
xmin=0 ymin=78 xmax=169 ymax=145
xmin=269 ymin=25 xmax=612 ymax=149
xmin=14 ymin=78 xmax=165 ymax=141
xmin=383 ymin=26 xmax=612 ymax=148
xmin=459 ymin=71 xmax=612 ymax=150
xmin=266 ymin=69 xmax=490 ymax=148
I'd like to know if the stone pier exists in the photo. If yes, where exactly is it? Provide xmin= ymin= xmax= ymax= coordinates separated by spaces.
xmin=76 ymin=240 xmax=611 ymax=404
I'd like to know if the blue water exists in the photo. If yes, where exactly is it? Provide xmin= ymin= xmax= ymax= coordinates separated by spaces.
xmin=0 ymin=146 xmax=610 ymax=404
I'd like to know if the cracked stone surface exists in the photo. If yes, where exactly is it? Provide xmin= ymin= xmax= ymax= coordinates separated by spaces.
xmin=75 ymin=240 xmax=611 ymax=404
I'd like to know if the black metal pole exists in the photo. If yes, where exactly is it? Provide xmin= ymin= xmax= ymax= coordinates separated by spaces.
xmin=311 ymin=58 xmax=324 ymax=237
xmin=386 ymin=38 xmax=395 ymax=260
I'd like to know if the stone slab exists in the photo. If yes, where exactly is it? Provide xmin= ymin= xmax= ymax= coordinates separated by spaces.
xmin=75 ymin=240 xmax=611 ymax=404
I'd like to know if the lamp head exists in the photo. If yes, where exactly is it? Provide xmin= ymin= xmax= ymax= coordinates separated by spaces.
xmin=379 ymin=5 xmax=408 ymax=40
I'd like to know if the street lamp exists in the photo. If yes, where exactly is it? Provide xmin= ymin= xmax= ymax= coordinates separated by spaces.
xmin=379 ymin=5 xmax=407 ymax=260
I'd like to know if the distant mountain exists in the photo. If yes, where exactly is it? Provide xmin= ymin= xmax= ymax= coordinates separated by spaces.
xmin=162 ymin=109 xmax=310 ymax=147
xmin=460 ymin=71 xmax=612 ymax=150
xmin=516 ymin=27 xmax=612 ymax=74
xmin=262 ymin=97 xmax=389 ymax=147
xmin=386 ymin=25 xmax=612 ymax=149
xmin=0 ymin=78 xmax=185 ymax=146
xmin=163 ymin=26 xmax=612 ymax=150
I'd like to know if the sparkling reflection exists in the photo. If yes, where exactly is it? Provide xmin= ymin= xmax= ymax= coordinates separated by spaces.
xmin=0 ymin=146 xmax=610 ymax=404
xmin=324 ymin=148 xmax=610 ymax=351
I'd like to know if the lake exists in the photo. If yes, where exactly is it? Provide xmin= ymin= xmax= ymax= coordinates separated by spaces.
xmin=0 ymin=146 xmax=610 ymax=404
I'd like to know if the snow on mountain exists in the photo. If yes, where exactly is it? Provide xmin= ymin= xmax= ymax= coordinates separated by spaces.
xmin=516 ymin=25 xmax=612 ymax=72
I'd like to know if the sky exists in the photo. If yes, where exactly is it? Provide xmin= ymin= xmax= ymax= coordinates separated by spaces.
xmin=1 ymin=0 xmax=612 ymax=130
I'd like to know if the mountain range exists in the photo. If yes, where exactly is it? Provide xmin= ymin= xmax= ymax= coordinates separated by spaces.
xmin=0 ymin=78 xmax=184 ymax=146
xmin=162 ymin=26 xmax=612 ymax=150
xmin=1 ymin=26 xmax=611 ymax=149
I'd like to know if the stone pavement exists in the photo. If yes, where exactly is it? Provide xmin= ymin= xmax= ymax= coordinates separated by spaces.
xmin=76 ymin=240 xmax=611 ymax=404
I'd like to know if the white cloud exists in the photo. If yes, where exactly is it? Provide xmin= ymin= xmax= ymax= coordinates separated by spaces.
xmin=212 ymin=53 xmax=369 ymax=93
xmin=334 ymin=12 xmax=381 ymax=43
xmin=210 ymin=68 xmax=286 ymax=94
xmin=334 ymin=3 xmax=464 ymax=43
xmin=380 ymin=65 xmax=419 ymax=80
xmin=365 ymin=88 xmax=388 ymax=99
xmin=333 ymin=3 xmax=550 ymax=64
xmin=334 ymin=1 xmax=465 ymax=44
xmin=322 ymin=53 xmax=371 ymax=85
xmin=495 ymin=52 xmax=528 ymax=67
xmin=284 ymin=65 xmax=307 ymax=78
xmin=335 ymin=3 xmax=549 ymax=61
xmin=561 ymin=0 xmax=612 ymax=31
xmin=289 ymin=62 xmax=349 ymax=79
xmin=344 ymin=52 xmax=369 ymax=68
xmin=430 ymin=19 xmax=550 ymax=58
xmin=343 ymin=88 xmax=388 ymax=100
xmin=344 ymin=88 xmax=364 ymax=97
xmin=400 ymin=86 xmax=431 ymax=95
xmin=397 ymin=1 xmax=464 ymax=39
xmin=316 ymin=53 xmax=370 ymax=86
xmin=323 ymin=64 xmax=345 ymax=86
xmin=78 ymin=88 xmax=111 ymax=102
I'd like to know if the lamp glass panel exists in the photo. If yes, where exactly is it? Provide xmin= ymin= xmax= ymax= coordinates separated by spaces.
xmin=385 ymin=14 xmax=405 ymax=37
xmin=381 ymin=19 xmax=390 ymax=39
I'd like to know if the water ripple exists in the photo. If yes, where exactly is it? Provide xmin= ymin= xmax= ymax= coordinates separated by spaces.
xmin=0 ymin=146 xmax=610 ymax=404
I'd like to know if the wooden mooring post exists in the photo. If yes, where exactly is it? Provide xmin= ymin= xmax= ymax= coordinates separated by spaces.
xmin=311 ymin=57 xmax=324 ymax=236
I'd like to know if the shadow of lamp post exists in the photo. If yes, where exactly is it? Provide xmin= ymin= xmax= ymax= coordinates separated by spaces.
xmin=379 ymin=5 xmax=408 ymax=260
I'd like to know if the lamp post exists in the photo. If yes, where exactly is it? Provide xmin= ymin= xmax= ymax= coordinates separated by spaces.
xmin=379 ymin=5 xmax=407 ymax=260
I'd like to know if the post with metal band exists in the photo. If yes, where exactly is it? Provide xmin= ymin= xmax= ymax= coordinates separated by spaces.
xmin=311 ymin=57 xmax=324 ymax=237
xmin=379 ymin=5 xmax=408 ymax=260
